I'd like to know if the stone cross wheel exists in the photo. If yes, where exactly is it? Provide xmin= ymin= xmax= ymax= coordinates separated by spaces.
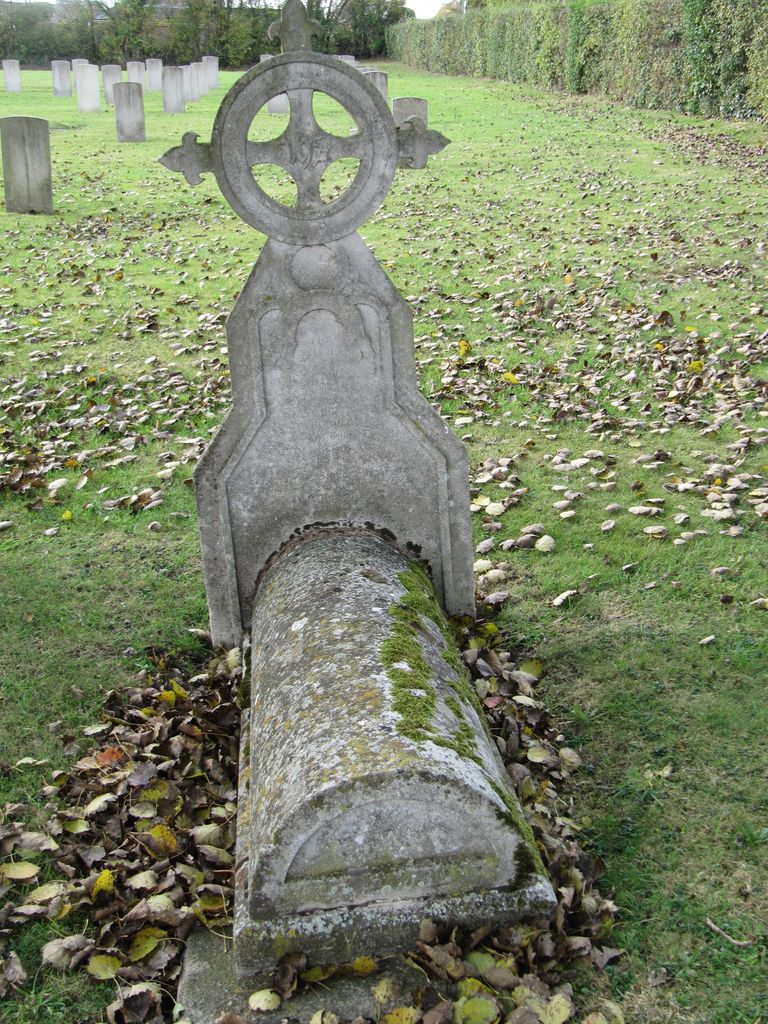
xmin=212 ymin=54 xmax=398 ymax=243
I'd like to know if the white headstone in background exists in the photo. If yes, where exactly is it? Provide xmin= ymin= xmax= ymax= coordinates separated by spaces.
xmin=146 ymin=58 xmax=163 ymax=92
xmin=72 ymin=58 xmax=88 ymax=67
xmin=261 ymin=54 xmax=289 ymax=113
xmin=52 ymin=60 xmax=71 ymax=97
xmin=74 ymin=63 xmax=100 ymax=112
xmin=392 ymin=96 xmax=428 ymax=128
xmin=181 ymin=65 xmax=192 ymax=103
xmin=362 ymin=69 xmax=387 ymax=101
xmin=339 ymin=54 xmax=356 ymax=63
xmin=101 ymin=64 xmax=122 ymax=105
xmin=162 ymin=66 xmax=185 ymax=114
xmin=113 ymin=81 xmax=146 ymax=142
xmin=0 ymin=116 xmax=53 ymax=214
xmin=192 ymin=61 xmax=206 ymax=97
xmin=126 ymin=61 xmax=146 ymax=91
xmin=202 ymin=55 xmax=219 ymax=89
xmin=2 ymin=60 xmax=21 ymax=93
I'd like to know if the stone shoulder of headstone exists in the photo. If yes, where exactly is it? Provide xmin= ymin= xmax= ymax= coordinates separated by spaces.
xmin=0 ymin=116 xmax=53 ymax=214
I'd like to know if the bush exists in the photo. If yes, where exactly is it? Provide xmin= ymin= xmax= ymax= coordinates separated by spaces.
xmin=386 ymin=0 xmax=768 ymax=117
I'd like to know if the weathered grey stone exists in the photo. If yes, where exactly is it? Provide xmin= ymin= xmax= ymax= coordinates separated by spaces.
xmin=101 ymin=64 xmax=122 ymax=105
xmin=179 ymin=928 xmax=453 ymax=1024
xmin=0 ymin=116 xmax=53 ymax=214
xmin=202 ymin=54 xmax=219 ymax=89
xmin=113 ymin=81 xmax=146 ymax=142
xmin=73 ymin=63 xmax=100 ymax=112
xmin=145 ymin=57 xmax=163 ymax=91
xmin=162 ymin=66 xmax=185 ymax=113
xmin=393 ymin=95 xmax=428 ymax=128
xmin=339 ymin=53 xmax=356 ymax=63
xmin=2 ymin=59 xmax=21 ymax=93
xmin=231 ymin=533 xmax=555 ymax=976
xmin=51 ymin=60 xmax=71 ymax=97
xmin=362 ymin=68 xmax=388 ymax=101
xmin=161 ymin=45 xmax=472 ymax=646
xmin=126 ymin=60 xmax=145 ymax=91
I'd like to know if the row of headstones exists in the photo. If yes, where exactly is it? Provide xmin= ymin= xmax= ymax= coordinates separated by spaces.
xmin=1 ymin=57 xmax=218 ymax=113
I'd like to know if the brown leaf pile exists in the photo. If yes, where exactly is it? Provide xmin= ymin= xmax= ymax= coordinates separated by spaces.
xmin=0 ymin=643 xmax=242 ymax=1020
xmin=1 ymin=613 xmax=617 ymax=1024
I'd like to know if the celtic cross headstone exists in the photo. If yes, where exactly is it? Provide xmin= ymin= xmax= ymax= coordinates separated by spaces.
xmin=160 ymin=0 xmax=475 ymax=647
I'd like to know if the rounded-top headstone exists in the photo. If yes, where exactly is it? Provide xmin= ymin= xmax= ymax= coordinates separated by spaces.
xmin=74 ymin=63 xmax=100 ymax=112
xmin=0 ymin=116 xmax=53 ymax=213
xmin=113 ymin=81 xmax=146 ymax=142
xmin=2 ymin=60 xmax=21 ymax=93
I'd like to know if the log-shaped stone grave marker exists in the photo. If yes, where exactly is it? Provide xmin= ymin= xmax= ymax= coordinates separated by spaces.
xmin=160 ymin=0 xmax=555 ymax=1017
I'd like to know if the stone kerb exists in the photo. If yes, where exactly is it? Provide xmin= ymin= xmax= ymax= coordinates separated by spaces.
xmin=101 ymin=65 xmax=122 ymax=105
xmin=0 ymin=116 xmax=53 ymax=214
xmin=146 ymin=58 xmax=163 ymax=92
xmin=52 ymin=60 xmax=71 ymax=97
xmin=113 ymin=81 xmax=146 ymax=142
xmin=2 ymin=60 xmax=21 ymax=93
xmin=126 ymin=61 xmax=145 ymax=91
xmin=234 ymin=534 xmax=555 ymax=973
xmin=163 ymin=66 xmax=185 ymax=114
xmin=74 ymin=63 xmax=100 ymax=112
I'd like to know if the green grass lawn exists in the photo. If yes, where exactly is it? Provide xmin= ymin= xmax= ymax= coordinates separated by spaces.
xmin=1 ymin=65 xmax=767 ymax=1024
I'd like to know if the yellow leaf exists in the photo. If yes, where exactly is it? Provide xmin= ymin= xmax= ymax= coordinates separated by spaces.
xmin=148 ymin=823 xmax=177 ymax=856
xmin=458 ymin=339 xmax=472 ymax=357
xmin=347 ymin=955 xmax=377 ymax=976
xmin=382 ymin=1008 xmax=420 ymax=1024
xmin=86 ymin=954 xmax=122 ymax=979
xmin=687 ymin=359 xmax=704 ymax=373
xmin=62 ymin=818 xmax=89 ymax=834
xmin=159 ymin=690 xmax=176 ymax=707
xmin=502 ymin=372 xmax=518 ymax=384
xmin=92 ymin=868 xmax=115 ymax=899
xmin=563 ymin=273 xmax=575 ymax=284
xmin=0 ymin=861 xmax=40 ymax=882
xmin=301 ymin=964 xmax=338 ymax=984
xmin=61 ymin=510 xmax=73 ymax=522
xmin=539 ymin=992 xmax=574 ymax=1024
xmin=171 ymin=679 xmax=189 ymax=699
xmin=129 ymin=927 xmax=167 ymax=961
xmin=518 ymin=658 xmax=543 ymax=679
xmin=28 ymin=881 xmax=68 ymax=902
xmin=248 ymin=989 xmax=282 ymax=1012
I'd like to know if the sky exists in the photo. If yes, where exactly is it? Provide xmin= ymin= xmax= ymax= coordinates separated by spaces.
xmin=406 ymin=0 xmax=443 ymax=17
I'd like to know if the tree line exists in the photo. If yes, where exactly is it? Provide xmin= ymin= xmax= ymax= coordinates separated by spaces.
xmin=0 ymin=0 xmax=414 ymax=67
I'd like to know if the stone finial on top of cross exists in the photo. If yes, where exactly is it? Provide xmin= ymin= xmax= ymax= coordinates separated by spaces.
xmin=268 ymin=0 xmax=322 ymax=53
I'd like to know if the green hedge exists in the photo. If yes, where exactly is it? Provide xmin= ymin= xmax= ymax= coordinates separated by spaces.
xmin=387 ymin=0 xmax=768 ymax=117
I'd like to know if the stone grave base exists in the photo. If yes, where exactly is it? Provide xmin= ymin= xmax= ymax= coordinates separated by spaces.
xmin=179 ymin=927 xmax=455 ymax=1024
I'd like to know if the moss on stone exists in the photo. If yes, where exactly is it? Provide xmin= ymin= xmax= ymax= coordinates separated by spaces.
xmin=489 ymin=780 xmax=546 ymax=877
